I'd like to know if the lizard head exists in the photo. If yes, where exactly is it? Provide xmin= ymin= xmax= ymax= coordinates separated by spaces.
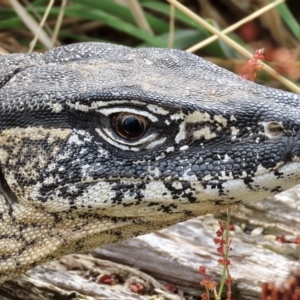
xmin=0 ymin=42 xmax=300 ymax=280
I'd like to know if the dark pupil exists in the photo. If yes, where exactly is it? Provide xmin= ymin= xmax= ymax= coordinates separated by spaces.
xmin=122 ymin=116 xmax=141 ymax=136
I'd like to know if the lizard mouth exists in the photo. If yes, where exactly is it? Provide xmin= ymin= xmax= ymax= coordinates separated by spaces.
xmin=196 ymin=161 xmax=300 ymax=203
xmin=26 ymin=161 xmax=300 ymax=215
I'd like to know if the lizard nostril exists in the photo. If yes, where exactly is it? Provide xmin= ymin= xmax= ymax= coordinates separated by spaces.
xmin=265 ymin=121 xmax=284 ymax=139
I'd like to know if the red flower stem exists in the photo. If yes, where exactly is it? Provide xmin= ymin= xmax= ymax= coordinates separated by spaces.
xmin=206 ymin=287 xmax=210 ymax=300
xmin=217 ymin=209 xmax=232 ymax=299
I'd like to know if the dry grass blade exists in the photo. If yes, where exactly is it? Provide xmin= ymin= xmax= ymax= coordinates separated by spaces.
xmin=8 ymin=0 xmax=52 ymax=50
xmin=186 ymin=0 xmax=285 ymax=53
xmin=167 ymin=0 xmax=300 ymax=94
xmin=0 ymin=46 xmax=9 ymax=55
xmin=125 ymin=0 xmax=153 ymax=35
xmin=51 ymin=0 xmax=67 ymax=48
xmin=29 ymin=0 xmax=54 ymax=52
xmin=168 ymin=3 xmax=175 ymax=48
xmin=23 ymin=0 xmax=53 ymax=36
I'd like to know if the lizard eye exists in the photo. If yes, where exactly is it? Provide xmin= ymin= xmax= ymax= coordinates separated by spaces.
xmin=95 ymin=107 xmax=161 ymax=151
xmin=112 ymin=113 xmax=148 ymax=140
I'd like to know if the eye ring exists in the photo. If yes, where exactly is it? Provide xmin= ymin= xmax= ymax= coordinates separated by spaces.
xmin=111 ymin=112 xmax=148 ymax=140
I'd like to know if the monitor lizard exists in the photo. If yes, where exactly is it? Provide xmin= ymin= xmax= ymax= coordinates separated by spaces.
xmin=0 ymin=42 xmax=300 ymax=283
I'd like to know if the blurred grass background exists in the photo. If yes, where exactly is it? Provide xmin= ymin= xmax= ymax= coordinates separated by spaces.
xmin=0 ymin=0 xmax=299 ymax=89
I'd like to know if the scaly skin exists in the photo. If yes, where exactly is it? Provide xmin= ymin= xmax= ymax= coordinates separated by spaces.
xmin=0 ymin=42 xmax=300 ymax=283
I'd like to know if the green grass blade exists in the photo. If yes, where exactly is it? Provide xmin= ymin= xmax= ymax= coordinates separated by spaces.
xmin=0 ymin=17 xmax=24 ymax=30
xmin=32 ymin=4 xmax=168 ymax=47
xmin=141 ymin=1 xmax=208 ymax=32
xmin=74 ymin=0 xmax=169 ymax=34
xmin=270 ymin=0 xmax=300 ymax=41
